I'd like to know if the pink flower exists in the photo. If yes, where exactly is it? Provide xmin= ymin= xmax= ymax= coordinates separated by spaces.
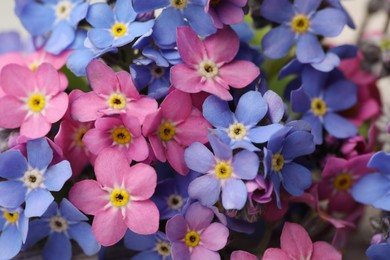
xmin=143 ymin=89 xmax=209 ymax=175
xmin=262 ymin=222 xmax=341 ymax=260
xmin=54 ymin=90 xmax=94 ymax=178
xmin=83 ymin=114 xmax=149 ymax=164
xmin=0 ymin=63 xmax=69 ymax=138
xmin=206 ymin=0 xmax=247 ymax=29
xmin=71 ymin=60 xmax=158 ymax=124
xmin=171 ymin=26 xmax=260 ymax=101
xmin=69 ymin=148 xmax=159 ymax=246
xmin=231 ymin=250 xmax=258 ymax=260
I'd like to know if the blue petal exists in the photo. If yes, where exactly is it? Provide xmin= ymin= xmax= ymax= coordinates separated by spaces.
xmin=183 ymin=5 xmax=216 ymax=37
xmin=184 ymin=143 xmax=215 ymax=173
xmin=311 ymin=8 xmax=347 ymax=37
xmin=230 ymin=140 xmax=260 ymax=152
xmin=44 ymin=161 xmax=71 ymax=191
xmin=153 ymin=8 xmax=185 ymax=48
xmin=301 ymin=66 xmax=327 ymax=98
xmin=68 ymin=222 xmax=100 ymax=256
xmin=324 ymin=80 xmax=357 ymax=112
xmin=248 ymin=124 xmax=284 ymax=144
xmin=132 ymin=251 xmax=162 ymax=260
xmin=27 ymin=138 xmax=53 ymax=170
xmin=311 ymin=52 xmax=340 ymax=72
xmin=282 ymin=131 xmax=315 ymax=160
xmin=294 ymin=0 xmax=321 ymax=14
xmin=43 ymin=233 xmax=72 ymax=260
xmin=270 ymin=172 xmax=282 ymax=208
xmin=133 ymin=0 xmax=169 ymax=13
xmin=267 ymin=127 xmax=291 ymax=153
xmin=25 ymin=189 xmax=54 ymax=217
xmin=296 ymin=33 xmax=325 ymax=63
xmin=24 ymin=219 xmax=50 ymax=249
xmin=291 ymin=87 xmax=311 ymax=113
xmin=124 ymin=229 xmax=156 ymax=251
xmin=209 ymin=134 xmax=232 ymax=161
xmin=351 ymin=173 xmax=390 ymax=209
xmin=232 ymin=150 xmax=259 ymax=180
xmin=262 ymin=25 xmax=295 ymax=59
xmin=130 ymin=64 xmax=152 ymax=90
xmin=264 ymin=90 xmax=285 ymax=123
xmin=0 ymin=181 xmax=26 ymax=209
xmin=323 ymin=112 xmax=357 ymax=139
xmin=0 ymin=150 xmax=27 ymax=179
xmin=368 ymin=152 xmax=390 ymax=175
xmin=20 ymin=3 xmax=55 ymax=36
xmin=366 ymin=243 xmax=390 ymax=260
xmin=60 ymin=199 xmax=88 ymax=222
xmin=279 ymin=59 xmax=304 ymax=79
xmin=221 ymin=179 xmax=247 ymax=210
xmin=260 ymin=0 xmax=294 ymax=23
xmin=45 ymin=22 xmax=75 ymax=55
xmin=70 ymin=2 xmax=88 ymax=26
xmin=88 ymin=28 xmax=113 ymax=49
xmin=114 ymin=0 xmax=137 ymax=23
xmin=66 ymin=49 xmax=96 ymax=77
xmin=281 ymin=162 xmax=312 ymax=196
xmin=0 ymin=225 xmax=23 ymax=260
xmin=41 ymin=201 xmax=57 ymax=218
xmin=86 ymin=3 xmax=114 ymax=28
xmin=202 ymin=95 xmax=234 ymax=128
xmin=235 ymin=91 xmax=268 ymax=126
xmin=18 ymin=211 xmax=29 ymax=243
xmin=188 ymin=175 xmax=221 ymax=206
xmin=143 ymin=47 xmax=169 ymax=67
xmin=330 ymin=44 xmax=358 ymax=59
xmin=302 ymin=113 xmax=323 ymax=144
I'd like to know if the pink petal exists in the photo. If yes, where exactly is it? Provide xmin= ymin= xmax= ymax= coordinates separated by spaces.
xmin=177 ymin=26 xmax=207 ymax=66
xmin=1 ymin=63 xmax=34 ymax=96
xmin=142 ymin=109 xmax=162 ymax=136
xmin=176 ymin=116 xmax=209 ymax=146
xmin=86 ymin=60 xmax=118 ymax=95
xmin=65 ymin=147 xmax=90 ymax=179
xmin=83 ymin=128 xmax=112 ymax=156
xmin=20 ymin=114 xmax=51 ymax=139
xmin=322 ymin=157 xmax=346 ymax=178
xmin=280 ymin=222 xmax=313 ymax=259
xmin=231 ymin=250 xmax=258 ymax=260
xmin=185 ymin=202 xmax=214 ymax=230
xmin=0 ymin=96 xmax=26 ymax=128
xmin=122 ymin=114 xmax=142 ymax=137
xmin=35 ymin=63 xmax=61 ymax=95
xmin=92 ymin=208 xmax=128 ymax=246
xmin=45 ymin=92 xmax=69 ymax=123
xmin=204 ymin=26 xmax=239 ymax=64
xmin=191 ymin=246 xmax=220 ymax=260
xmin=216 ymin=2 xmax=245 ymax=25
xmin=58 ymin=72 xmax=68 ymax=91
xmin=149 ymin=135 xmax=166 ymax=162
xmin=124 ymin=163 xmax=157 ymax=200
xmin=262 ymin=248 xmax=290 ymax=260
xmin=95 ymin=116 xmax=121 ymax=131
xmin=94 ymin=148 xmax=130 ymax=187
xmin=166 ymin=141 xmax=188 ymax=175
xmin=327 ymin=191 xmax=357 ymax=213
xmin=116 ymin=71 xmax=139 ymax=99
xmin=166 ymin=215 xmax=187 ymax=241
xmin=208 ymin=7 xmax=223 ymax=29
xmin=124 ymin=200 xmax=159 ymax=235
xmin=161 ymin=89 xmax=193 ymax=122
xmin=68 ymin=179 xmax=108 ymax=215
xmin=201 ymin=78 xmax=233 ymax=101
xmin=312 ymin=241 xmax=342 ymax=260
xmin=218 ymin=61 xmax=260 ymax=89
xmin=347 ymin=153 xmax=373 ymax=177
xmin=171 ymin=64 xmax=203 ymax=93
xmin=126 ymin=96 xmax=158 ymax=124
xmin=71 ymin=92 xmax=106 ymax=122
xmin=126 ymin=136 xmax=149 ymax=162
xmin=200 ymin=222 xmax=229 ymax=250
xmin=0 ymin=53 xmax=25 ymax=71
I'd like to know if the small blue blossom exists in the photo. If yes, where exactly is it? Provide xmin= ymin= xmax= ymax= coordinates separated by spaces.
xmin=0 ymin=138 xmax=71 ymax=217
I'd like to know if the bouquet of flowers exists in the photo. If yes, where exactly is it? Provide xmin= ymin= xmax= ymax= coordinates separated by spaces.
xmin=0 ymin=0 xmax=389 ymax=259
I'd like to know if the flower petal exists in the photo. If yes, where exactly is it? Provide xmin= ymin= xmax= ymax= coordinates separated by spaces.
xmin=68 ymin=180 xmax=108 ymax=215
xmin=202 ymin=95 xmax=234 ymax=128
xmin=282 ymin=131 xmax=315 ymax=160
xmin=176 ymin=26 xmax=206 ymax=65
xmin=260 ymin=0 xmax=294 ymax=23
xmin=221 ymin=179 xmax=247 ymax=210
xmin=311 ymin=8 xmax=347 ymax=37
xmin=188 ymin=175 xmax=221 ymax=206
xmin=124 ymin=163 xmax=157 ymax=200
xmin=69 ymin=222 xmax=100 ymax=256
xmin=44 ymin=161 xmax=72 ymax=191
xmin=312 ymin=241 xmax=342 ymax=260
xmin=125 ymin=200 xmax=159 ymax=235
xmin=324 ymin=80 xmax=357 ymax=112
xmin=235 ymin=91 xmax=267 ymax=125
xmin=92 ymin=208 xmax=128 ymax=246
xmin=281 ymin=163 xmax=312 ymax=196
xmin=280 ymin=222 xmax=313 ymax=259
xmin=233 ymin=150 xmax=259 ymax=180
xmin=368 ymin=152 xmax=390 ymax=175
xmin=0 ymin=225 xmax=23 ymax=260
xmin=43 ymin=233 xmax=72 ymax=260
xmin=86 ymin=60 xmax=118 ymax=95
xmin=262 ymin=26 xmax=295 ymax=59
xmin=25 ymin=188 xmax=54 ymax=217
xmin=209 ymin=134 xmax=232 ymax=161
xmin=218 ymin=61 xmax=260 ymax=89
xmin=200 ymin=222 xmax=229 ymax=250
xmin=296 ymin=33 xmax=324 ymax=63
xmin=0 ymin=181 xmax=26 ymax=209
xmin=94 ymin=148 xmax=129 ymax=187
xmin=0 ymin=150 xmax=27 ymax=179
xmin=166 ymin=215 xmax=187 ymax=241
xmin=185 ymin=202 xmax=214 ymax=231
xmin=323 ymin=113 xmax=357 ymax=139
xmin=184 ymin=142 xmax=215 ymax=173
xmin=204 ymin=26 xmax=239 ymax=64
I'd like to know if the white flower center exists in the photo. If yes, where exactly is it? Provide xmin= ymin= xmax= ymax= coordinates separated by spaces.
xmin=198 ymin=60 xmax=219 ymax=79
xmin=167 ymin=194 xmax=184 ymax=210
xmin=227 ymin=123 xmax=247 ymax=140
xmin=55 ymin=0 xmax=73 ymax=20
xmin=22 ymin=168 xmax=44 ymax=190
xmin=49 ymin=216 xmax=69 ymax=232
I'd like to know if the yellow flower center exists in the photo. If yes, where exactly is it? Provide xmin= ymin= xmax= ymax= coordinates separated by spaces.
xmin=167 ymin=194 xmax=184 ymax=210
xmin=198 ymin=60 xmax=219 ymax=79
xmin=215 ymin=161 xmax=232 ymax=179
xmin=171 ymin=0 xmax=187 ymax=9
xmin=291 ymin=14 xmax=310 ymax=33
xmin=184 ymin=231 xmax=200 ymax=247
xmin=272 ymin=153 xmax=284 ymax=172
xmin=74 ymin=127 xmax=89 ymax=147
xmin=228 ymin=123 xmax=247 ymax=140
xmin=210 ymin=0 xmax=221 ymax=7
xmin=29 ymin=61 xmax=41 ymax=72
xmin=55 ymin=0 xmax=73 ymax=20
xmin=49 ymin=216 xmax=68 ymax=233
xmin=110 ymin=189 xmax=130 ymax=207
xmin=27 ymin=93 xmax=46 ymax=113
xmin=3 ymin=211 xmax=19 ymax=224
xmin=333 ymin=173 xmax=353 ymax=191
xmin=107 ymin=93 xmax=127 ymax=110
xmin=158 ymin=122 xmax=176 ymax=141
xmin=112 ymin=23 xmax=127 ymax=37
xmin=155 ymin=241 xmax=171 ymax=257
xmin=111 ymin=126 xmax=132 ymax=145
xmin=311 ymin=98 xmax=327 ymax=117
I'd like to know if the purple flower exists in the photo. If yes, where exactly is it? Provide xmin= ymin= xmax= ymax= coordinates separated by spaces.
xmin=184 ymin=134 xmax=259 ymax=210
xmin=166 ymin=202 xmax=229 ymax=260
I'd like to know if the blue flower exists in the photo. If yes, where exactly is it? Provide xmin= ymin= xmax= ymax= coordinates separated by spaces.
xmin=124 ymin=230 xmax=172 ymax=260
xmin=203 ymin=91 xmax=283 ymax=151
xmin=366 ymin=242 xmax=390 ymax=260
xmin=18 ymin=0 xmax=89 ymax=54
xmin=0 ymin=207 xmax=28 ymax=260
xmin=184 ymin=134 xmax=259 ymax=210
xmin=261 ymin=0 xmax=347 ymax=62
xmin=86 ymin=0 xmax=154 ymax=50
xmin=263 ymin=122 xmax=315 ymax=207
xmin=290 ymin=66 xmax=357 ymax=144
xmin=24 ymin=199 xmax=100 ymax=260
xmin=0 ymin=138 xmax=71 ymax=217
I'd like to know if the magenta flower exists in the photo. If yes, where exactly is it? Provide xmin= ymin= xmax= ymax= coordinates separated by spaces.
xmin=166 ymin=202 xmax=229 ymax=260
xmin=83 ymin=114 xmax=149 ymax=164
xmin=69 ymin=148 xmax=159 ymax=246
xmin=231 ymin=250 xmax=258 ymax=260
xmin=0 ymin=63 xmax=68 ymax=138
xmin=263 ymin=222 xmax=341 ymax=260
xmin=143 ymin=89 xmax=209 ymax=175
xmin=171 ymin=26 xmax=260 ymax=101
xmin=71 ymin=60 xmax=158 ymax=124
xmin=206 ymin=0 xmax=247 ymax=28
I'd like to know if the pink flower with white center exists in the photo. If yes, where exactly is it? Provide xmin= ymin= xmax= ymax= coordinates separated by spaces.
xmin=69 ymin=148 xmax=159 ymax=246
xmin=263 ymin=222 xmax=341 ymax=260
xmin=0 ymin=63 xmax=68 ymax=139
xmin=143 ymin=89 xmax=210 ymax=175
xmin=206 ymin=0 xmax=247 ymax=29
xmin=71 ymin=60 xmax=158 ymax=124
xmin=83 ymin=114 xmax=149 ymax=164
xmin=171 ymin=26 xmax=260 ymax=101
xmin=55 ymin=90 xmax=94 ymax=178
